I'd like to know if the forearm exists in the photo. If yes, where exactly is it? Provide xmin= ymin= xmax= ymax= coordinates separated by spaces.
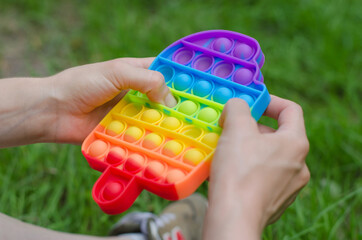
xmin=0 ymin=77 xmax=55 ymax=147
xmin=203 ymin=179 xmax=264 ymax=240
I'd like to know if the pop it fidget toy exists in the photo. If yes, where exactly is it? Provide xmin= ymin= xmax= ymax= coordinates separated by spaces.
xmin=82 ymin=30 xmax=271 ymax=214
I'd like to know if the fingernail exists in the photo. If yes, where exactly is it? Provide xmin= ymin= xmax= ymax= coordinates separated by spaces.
xmin=165 ymin=93 xmax=177 ymax=108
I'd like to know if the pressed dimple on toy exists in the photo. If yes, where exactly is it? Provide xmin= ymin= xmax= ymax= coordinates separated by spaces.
xmin=181 ymin=126 xmax=204 ymax=139
xmin=192 ymin=54 xmax=214 ymax=71
xmin=173 ymin=47 xmax=195 ymax=65
xmin=156 ymin=65 xmax=175 ymax=83
xmin=121 ymin=103 xmax=144 ymax=117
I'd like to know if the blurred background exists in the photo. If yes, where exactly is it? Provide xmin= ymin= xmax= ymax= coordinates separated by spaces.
xmin=0 ymin=0 xmax=361 ymax=239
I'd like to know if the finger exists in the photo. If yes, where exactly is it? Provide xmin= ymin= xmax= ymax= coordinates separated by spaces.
xmin=106 ymin=62 xmax=177 ymax=107
xmin=219 ymin=98 xmax=258 ymax=137
xmin=257 ymin=123 xmax=275 ymax=134
xmin=118 ymin=57 xmax=156 ymax=69
xmin=264 ymin=95 xmax=306 ymax=136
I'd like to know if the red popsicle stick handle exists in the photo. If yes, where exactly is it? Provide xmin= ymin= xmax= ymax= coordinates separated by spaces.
xmin=92 ymin=167 xmax=143 ymax=214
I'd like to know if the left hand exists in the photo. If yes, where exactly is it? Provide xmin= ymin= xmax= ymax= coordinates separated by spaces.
xmin=46 ymin=57 xmax=176 ymax=144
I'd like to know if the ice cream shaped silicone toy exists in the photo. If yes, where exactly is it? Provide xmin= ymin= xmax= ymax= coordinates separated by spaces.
xmin=82 ymin=30 xmax=270 ymax=214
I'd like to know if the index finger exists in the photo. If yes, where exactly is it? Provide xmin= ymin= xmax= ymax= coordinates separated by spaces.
xmin=117 ymin=57 xmax=155 ymax=69
xmin=264 ymin=95 xmax=306 ymax=136
xmin=219 ymin=98 xmax=259 ymax=138
xmin=103 ymin=60 xmax=177 ymax=107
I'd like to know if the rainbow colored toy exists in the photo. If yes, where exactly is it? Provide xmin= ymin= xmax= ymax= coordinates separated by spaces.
xmin=82 ymin=30 xmax=270 ymax=214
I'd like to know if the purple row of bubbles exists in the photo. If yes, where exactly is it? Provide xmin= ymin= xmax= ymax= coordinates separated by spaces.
xmin=172 ymin=49 xmax=254 ymax=86
xmin=211 ymin=37 xmax=254 ymax=60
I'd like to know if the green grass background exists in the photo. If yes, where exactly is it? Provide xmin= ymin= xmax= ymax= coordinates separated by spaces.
xmin=0 ymin=0 xmax=361 ymax=239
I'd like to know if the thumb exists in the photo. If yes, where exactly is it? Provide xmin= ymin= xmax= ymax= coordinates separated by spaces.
xmin=219 ymin=98 xmax=258 ymax=137
xmin=105 ymin=60 xmax=177 ymax=107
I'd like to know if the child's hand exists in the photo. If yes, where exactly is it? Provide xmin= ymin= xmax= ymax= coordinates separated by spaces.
xmin=47 ymin=58 xmax=177 ymax=144
xmin=204 ymin=96 xmax=310 ymax=239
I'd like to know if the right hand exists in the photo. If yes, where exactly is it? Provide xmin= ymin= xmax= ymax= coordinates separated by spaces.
xmin=204 ymin=96 xmax=310 ymax=239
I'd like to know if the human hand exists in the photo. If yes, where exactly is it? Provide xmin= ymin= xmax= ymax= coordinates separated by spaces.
xmin=46 ymin=58 xmax=177 ymax=144
xmin=203 ymin=96 xmax=310 ymax=239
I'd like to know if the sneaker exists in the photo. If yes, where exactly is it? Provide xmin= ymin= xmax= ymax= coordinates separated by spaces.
xmin=109 ymin=193 xmax=208 ymax=240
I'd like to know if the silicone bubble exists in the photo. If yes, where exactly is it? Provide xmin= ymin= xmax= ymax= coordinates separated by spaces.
xmin=232 ymin=43 xmax=254 ymax=60
xmin=173 ymin=73 xmax=193 ymax=91
xmin=144 ymin=161 xmax=165 ymax=179
xmin=125 ymin=154 xmax=145 ymax=172
xmin=162 ymin=140 xmax=183 ymax=157
xmin=88 ymin=140 xmax=108 ymax=158
xmin=124 ymin=126 xmax=143 ymax=142
xmin=173 ymin=47 xmax=195 ymax=65
xmin=212 ymin=37 xmax=233 ymax=53
xmin=232 ymin=68 xmax=253 ymax=86
xmin=103 ymin=181 xmax=123 ymax=201
xmin=107 ymin=147 xmax=127 ymax=165
xmin=141 ymin=109 xmax=162 ymax=123
xmin=193 ymin=80 xmax=213 ymax=97
xmin=122 ymin=103 xmax=143 ymax=117
xmin=213 ymin=87 xmax=234 ymax=104
xmin=166 ymin=169 xmax=186 ymax=184
xmin=160 ymin=117 xmax=181 ymax=130
xmin=198 ymin=107 xmax=218 ymax=123
xmin=182 ymin=126 xmax=203 ymax=139
xmin=156 ymin=65 xmax=175 ymax=83
xmin=192 ymin=55 xmax=214 ymax=72
xmin=106 ymin=120 xmax=125 ymax=136
xmin=178 ymin=100 xmax=198 ymax=116
xmin=212 ymin=61 xmax=234 ymax=79
xmin=183 ymin=149 xmax=206 ymax=166
xmin=142 ymin=133 xmax=163 ymax=150
xmin=201 ymin=132 xmax=220 ymax=148
xmin=238 ymin=94 xmax=255 ymax=107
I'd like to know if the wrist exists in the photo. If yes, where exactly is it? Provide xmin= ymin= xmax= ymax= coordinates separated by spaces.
xmin=20 ymin=76 xmax=58 ymax=144
xmin=204 ymin=180 xmax=264 ymax=239
xmin=37 ymin=76 xmax=60 ymax=143
xmin=0 ymin=76 xmax=57 ymax=147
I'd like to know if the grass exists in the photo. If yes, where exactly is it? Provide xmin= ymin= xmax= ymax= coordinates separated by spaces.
xmin=0 ymin=0 xmax=361 ymax=239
